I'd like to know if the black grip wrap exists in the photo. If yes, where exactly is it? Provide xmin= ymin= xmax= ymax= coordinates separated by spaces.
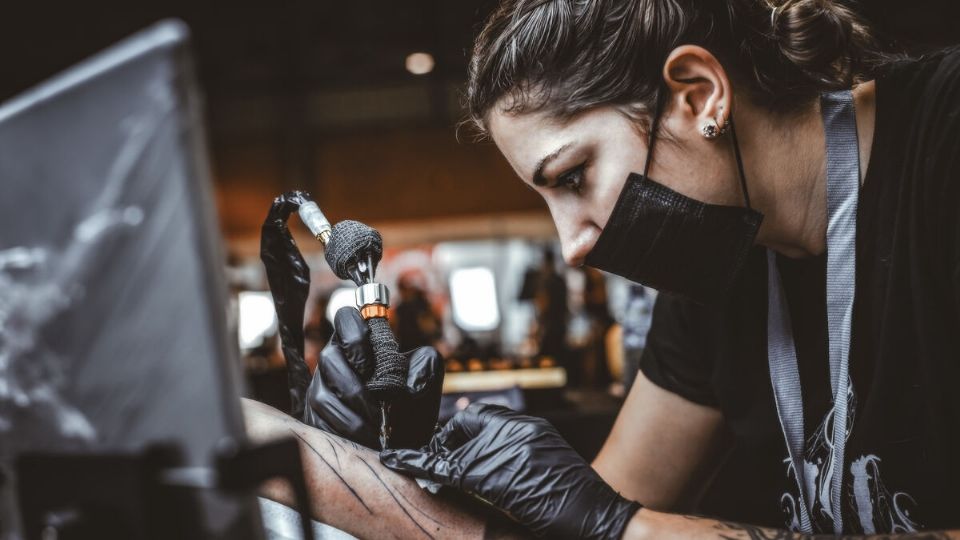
xmin=365 ymin=316 xmax=407 ymax=399
xmin=324 ymin=220 xmax=383 ymax=284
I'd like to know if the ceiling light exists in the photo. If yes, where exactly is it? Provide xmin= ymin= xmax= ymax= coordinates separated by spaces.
xmin=405 ymin=52 xmax=435 ymax=75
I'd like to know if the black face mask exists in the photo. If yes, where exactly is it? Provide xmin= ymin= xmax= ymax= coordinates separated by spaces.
xmin=585 ymin=104 xmax=763 ymax=305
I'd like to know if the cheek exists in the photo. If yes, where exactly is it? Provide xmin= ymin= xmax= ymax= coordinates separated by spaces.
xmin=590 ymin=168 xmax=629 ymax=229
xmin=542 ymin=193 xmax=577 ymax=228
xmin=542 ymin=193 xmax=590 ymax=241
xmin=643 ymin=133 xmax=738 ymax=205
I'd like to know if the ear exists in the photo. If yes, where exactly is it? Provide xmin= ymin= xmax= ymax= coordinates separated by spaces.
xmin=661 ymin=45 xmax=733 ymax=133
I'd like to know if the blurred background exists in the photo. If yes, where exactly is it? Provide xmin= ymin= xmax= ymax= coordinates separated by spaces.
xmin=3 ymin=0 xmax=956 ymax=459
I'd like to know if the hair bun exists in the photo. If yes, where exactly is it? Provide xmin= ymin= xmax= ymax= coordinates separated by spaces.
xmin=769 ymin=0 xmax=871 ymax=88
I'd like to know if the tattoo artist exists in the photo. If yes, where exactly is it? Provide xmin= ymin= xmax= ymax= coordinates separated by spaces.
xmin=303 ymin=0 xmax=960 ymax=538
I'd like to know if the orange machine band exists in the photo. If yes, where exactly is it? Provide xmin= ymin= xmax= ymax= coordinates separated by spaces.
xmin=360 ymin=304 xmax=388 ymax=320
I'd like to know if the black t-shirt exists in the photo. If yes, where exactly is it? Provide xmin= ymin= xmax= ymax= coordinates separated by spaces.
xmin=640 ymin=47 xmax=960 ymax=534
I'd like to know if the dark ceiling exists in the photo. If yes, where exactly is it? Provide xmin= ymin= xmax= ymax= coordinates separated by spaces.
xmin=3 ymin=1 xmax=958 ymax=99
xmin=0 ymin=0 xmax=500 ymax=102
xmin=1 ymin=0 xmax=957 ymax=137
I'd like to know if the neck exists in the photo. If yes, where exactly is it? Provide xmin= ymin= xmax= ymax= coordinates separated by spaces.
xmin=737 ymin=99 xmax=827 ymax=257
xmin=736 ymin=83 xmax=875 ymax=258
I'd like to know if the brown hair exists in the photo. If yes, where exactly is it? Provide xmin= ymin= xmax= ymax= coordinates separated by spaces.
xmin=467 ymin=0 xmax=887 ymax=134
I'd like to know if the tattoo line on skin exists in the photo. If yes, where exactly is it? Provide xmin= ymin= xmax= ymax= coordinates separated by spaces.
xmin=324 ymin=436 xmax=341 ymax=469
xmin=392 ymin=481 xmax=450 ymax=528
xmin=326 ymin=430 xmax=361 ymax=452
xmin=289 ymin=429 xmax=373 ymax=515
xmin=353 ymin=454 xmax=437 ymax=540
xmin=326 ymin=432 xmax=359 ymax=454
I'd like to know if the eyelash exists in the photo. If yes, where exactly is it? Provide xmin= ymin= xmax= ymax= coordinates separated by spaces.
xmin=557 ymin=164 xmax=585 ymax=194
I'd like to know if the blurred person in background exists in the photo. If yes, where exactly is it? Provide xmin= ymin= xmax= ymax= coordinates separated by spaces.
xmin=582 ymin=266 xmax=615 ymax=388
xmin=393 ymin=270 xmax=443 ymax=351
xmin=565 ymin=266 xmax=615 ymax=387
xmin=245 ymin=332 xmax=290 ymax=411
xmin=532 ymin=247 xmax=569 ymax=364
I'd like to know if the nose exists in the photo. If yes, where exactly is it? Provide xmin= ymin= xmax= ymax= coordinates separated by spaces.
xmin=554 ymin=216 xmax=600 ymax=267
xmin=561 ymin=228 xmax=600 ymax=266
xmin=543 ymin=194 xmax=602 ymax=266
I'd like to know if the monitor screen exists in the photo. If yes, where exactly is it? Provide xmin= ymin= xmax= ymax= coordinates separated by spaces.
xmin=0 ymin=20 xmax=259 ymax=539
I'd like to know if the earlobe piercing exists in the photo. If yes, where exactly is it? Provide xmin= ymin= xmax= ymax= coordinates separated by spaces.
xmin=701 ymin=109 xmax=729 ymax=139
xmin=701 ymin=121 xmax=722 ymax=139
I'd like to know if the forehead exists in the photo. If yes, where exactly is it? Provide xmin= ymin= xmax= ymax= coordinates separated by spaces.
xmin=487 ymin=107 xmax=565 ymax=181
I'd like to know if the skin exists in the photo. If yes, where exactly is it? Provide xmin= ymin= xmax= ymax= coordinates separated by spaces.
xmin=243 ymin=398 xmax=527 ymax=540
xmin=488 ymin=45 xmax=957 ymax=539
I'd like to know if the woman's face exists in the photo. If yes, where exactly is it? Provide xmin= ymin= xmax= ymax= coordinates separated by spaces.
xmin=488 ymin=104 xmax=740 ymax=266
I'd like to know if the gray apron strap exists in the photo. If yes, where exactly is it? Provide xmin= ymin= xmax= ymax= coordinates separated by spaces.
xmin=822 ymin=89 xmax=860 ymax=535
xmin=766 ymin=250 xmax=813 ymax=533
xmin=766 ymin=89 xmax=860 ymax=535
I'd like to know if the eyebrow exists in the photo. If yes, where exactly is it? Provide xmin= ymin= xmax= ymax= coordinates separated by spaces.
xmin=531 ymin=144 xmax=571 ymax=187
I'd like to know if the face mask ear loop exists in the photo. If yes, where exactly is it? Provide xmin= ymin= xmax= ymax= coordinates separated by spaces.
xmin=642 ymin=90 xmax=665 ymax=179
xmin=727 ymin=116 xmax=753 ymax=210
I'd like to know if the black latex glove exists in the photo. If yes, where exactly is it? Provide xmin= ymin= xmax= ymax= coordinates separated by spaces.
xmin=260 ymin=191 xmax=312 ymax=419
xmin=380 ymin=403 xmax=641 ymax=540
xmin=303 ymin=306 xmax=444 ymax=450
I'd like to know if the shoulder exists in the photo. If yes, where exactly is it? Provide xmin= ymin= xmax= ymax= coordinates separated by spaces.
xmin=923 ymin=46 xmax=960 ymax=90
xmin=873 ymin=47 xmax=960 ymax=183
xmin=641 ymin=292 xmax=719 ymax=407
xmin=875 ymin=46 xmax=960 ymax=133
xmin=640 ymin=249 xmax=767 ymax=407
xmin=873 ymin=47 xmax=960 ymax=271
xmin=877 ymin=46 xmax=960 ymax=87
xmin=645 ymin=248 xmax=766 ymax=350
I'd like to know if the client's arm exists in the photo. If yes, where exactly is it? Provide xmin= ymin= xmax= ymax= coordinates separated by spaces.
xmin=241 ymin=398 xmax=525 ymax=540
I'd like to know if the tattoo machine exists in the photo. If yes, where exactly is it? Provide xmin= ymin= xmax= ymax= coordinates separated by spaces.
xmin=295 ymin=194 xmax=408 ymax=450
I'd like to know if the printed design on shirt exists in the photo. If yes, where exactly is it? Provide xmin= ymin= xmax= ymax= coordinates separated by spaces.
xmin=780 ymin=379 xmax=920 ymax=534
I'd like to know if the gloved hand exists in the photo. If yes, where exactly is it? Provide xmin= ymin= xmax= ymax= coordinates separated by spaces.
xmin=303 ymin=306 xmax=444 ymax=450
xmin=380 ymin=403 xmax=641 ymax=540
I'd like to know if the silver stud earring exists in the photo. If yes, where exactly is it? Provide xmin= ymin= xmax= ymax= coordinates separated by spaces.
xmin=701 ymin=121 xmax=721 ymax=139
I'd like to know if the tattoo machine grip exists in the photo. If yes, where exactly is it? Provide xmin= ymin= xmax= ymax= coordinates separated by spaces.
xmin=362 ymin=311 xmax=406 ymax=450
xmin=324 ymin=221 xmax=408 ymax=448
xmin=324 ymin=222 xmax=407 ymax=396
xmin=359 ymin=300 xmax=407 ymax=399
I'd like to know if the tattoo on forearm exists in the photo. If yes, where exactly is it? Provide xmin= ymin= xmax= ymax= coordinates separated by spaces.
xmin=683 ymin=515 xmax=951 ymax=540
xmin=289 ymin=429 xmax=373 ymax=515
xmin=712 ymin=520 xmax=794 ymax=540
xmin=354 ymin=454 xmax=437 ymax=540
xmin=324 ymin=436 xmax=341 ymax=469
xmin=391 ymin=477 xmax=450 ymax=528
xmin=326 ymin=430 xmax=361 ymax=452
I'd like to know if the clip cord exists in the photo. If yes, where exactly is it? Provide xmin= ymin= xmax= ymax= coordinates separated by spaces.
xmin=260 ymin=191 xmax=316 ymax=419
